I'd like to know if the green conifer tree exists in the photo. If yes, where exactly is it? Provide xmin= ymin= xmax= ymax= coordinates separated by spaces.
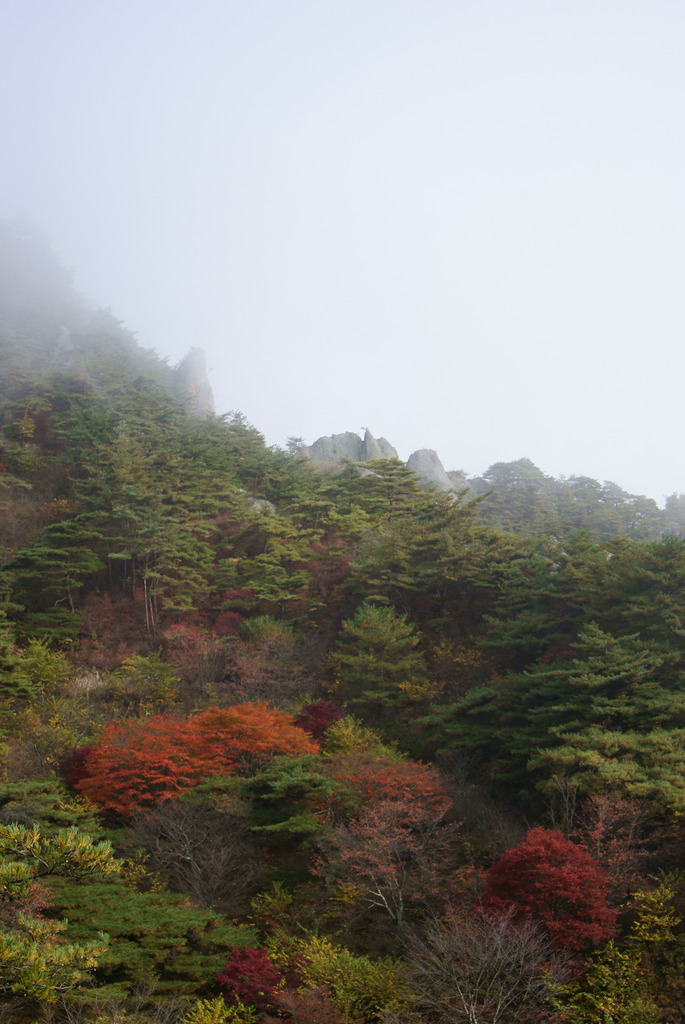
xmin=334 ymin=602 xmax=428 ymax=713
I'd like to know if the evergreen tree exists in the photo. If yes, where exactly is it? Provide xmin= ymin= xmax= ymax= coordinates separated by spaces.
xmin=0 ymin=610 xmax=31 ymax=703
xmin=334 ymin=602 xmax=428 ymax=713
xmin=0 ymin=823 xmax=119 ymax=1004
xmin=430 ymin=622 xmax=685 ymax=804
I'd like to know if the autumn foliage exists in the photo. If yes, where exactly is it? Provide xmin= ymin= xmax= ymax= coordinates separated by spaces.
xmin=62 ymin=743 xmax=98 ymax=790
xmin=314 ymin=751 xmax=456 ymax=932
xmin=162 ymin=623 xmax=232 ymax=688
xmin=193 ymin=702 xmax=319 ymax=769
xmin=317 ymin=794 xmax=457 ymax=932
xmin=325 ymin=750 xmax=451 ymax=816
xmin=74 ymin=715 xmax=236 ymax=815
xmin=293 ymin=701 xmax=343 ymax=741
xmin=216 ymin=947 xmax=282 ymax=1012
xmin=481 ymin=827 xmax=618 ymax=952
xmin=75 ymin=702 xmax=319 ymax=815
xmin=77 ymin=593 xmax=146 ymax=671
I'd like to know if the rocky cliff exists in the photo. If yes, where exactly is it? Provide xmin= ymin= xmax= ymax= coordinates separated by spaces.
xmin=306 ymin=428 xmax=398 ymax=466
xmin=306 ymin=429 xmax=461 ymax=492
xmin=406 ymin=449 xmax=456 ymax=491
xmin=174 ymin=347 xmax=215 ymax=418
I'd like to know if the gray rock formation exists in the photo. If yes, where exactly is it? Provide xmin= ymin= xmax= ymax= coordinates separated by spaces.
xmin=175 ymin=347 xmax=215 ymax=417
xmin=406 ymin=449 xmax=456 ymax=491
xmin=377 ymin=436 xmax=400 ymax=459
xmin=362 ymin=429 xmax=399 ymax=461
xmin=361 ymin=429 xmax=383 ymax=461
xmin=247 ymin=496 xmax=276 ymax=515
xmin=306 ymin=429 xmax=465 ymax=494
xmin=307 ymin=429 xmax=399 ymax=466
xmin=307 ymin=431 xmax=366 ymax=464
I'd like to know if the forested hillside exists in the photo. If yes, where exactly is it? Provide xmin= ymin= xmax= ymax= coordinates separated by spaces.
xmin=2 ymin=219 xmax=685 ymax=1023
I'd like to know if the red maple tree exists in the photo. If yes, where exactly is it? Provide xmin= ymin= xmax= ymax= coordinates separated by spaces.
xmin=293 ymin=701 xmax=343 ymax=741
xmin=481 ymin=827 xmax=617 ymax=952
xmin=216 ymin=947 xmax=282 ymax=1011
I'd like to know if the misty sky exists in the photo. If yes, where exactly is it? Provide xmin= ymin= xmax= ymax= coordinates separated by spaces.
xmin=2 ymin=1 xmax=684 ymax=502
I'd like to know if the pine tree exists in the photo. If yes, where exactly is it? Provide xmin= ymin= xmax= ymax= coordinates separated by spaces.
xmin=334 ymin=602 xmax=428 ymax=713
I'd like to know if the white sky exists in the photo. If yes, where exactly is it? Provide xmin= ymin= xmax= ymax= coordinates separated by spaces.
xmin=2 ymin=1 xmax=684 ymax=502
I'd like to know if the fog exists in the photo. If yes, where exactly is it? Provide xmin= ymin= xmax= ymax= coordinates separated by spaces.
xmin=2 ymin=1 xmax=684 ymax=501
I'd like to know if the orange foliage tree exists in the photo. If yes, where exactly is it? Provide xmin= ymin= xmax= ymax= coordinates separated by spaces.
xmin=76 ymin=703 xmax=318 ymax=815
xmin=194 ymin=702 xmax=319 ymax=771
xmin=75 ymin=715 xmax=235 ymax=815
xmin=323 ymin=750 xmax=451 ymax=818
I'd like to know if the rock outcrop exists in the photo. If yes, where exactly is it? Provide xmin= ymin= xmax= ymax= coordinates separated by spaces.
xmin=361 ymin=430 xmax=383 ymax=462
xmin=174 ymin=347 xmax=215 ymax=418
xmin=406 ymin=449 xmax=456 ymax=491
xmin=362 ymin=429 xmax=399 ymax=461
xmin=306 ymin=429 xmax=398 ymax=466
xmin=307 ymin=431 xmax=365 ymax=464
xmin=305 ymin=429 xmax=465 ymax=493
xmin=306 ymin=428 xmax=467 ymax=494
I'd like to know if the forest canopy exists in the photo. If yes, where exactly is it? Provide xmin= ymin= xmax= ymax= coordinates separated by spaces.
xmin=2 ymin=221 xmax=685 ymax=1023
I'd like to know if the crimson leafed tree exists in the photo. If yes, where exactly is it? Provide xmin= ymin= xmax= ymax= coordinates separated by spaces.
xmin=216 ymin=947 xmax=282 ymax=1012
xmin=481 ymin=827 xmax=617 ymax=952
xmin=294 ymin=701 xmax=343 ymax=741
